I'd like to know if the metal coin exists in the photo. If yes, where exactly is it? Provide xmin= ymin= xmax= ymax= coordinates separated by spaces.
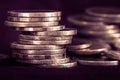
xmin=18 ymin=39 xmax=72 ymax=45
xmin=8 ymin=10 xmax=61 ymax=17
xmin=16 ymin=57 xmax=70 ymax=64
xmin=40 ymin=61 xmax=77 ymax=68
xmin=68 ymin=41 xmax=110 ymax=55
xmin=12 ymin=52 xmax=65 ymax=60
xmin=12 ymin=25 xmax=65 ymax=31
xmin=31 ymin=28 xmax=77 ymax=36
xmin=67 ymin=15 xmax=105 ymax=26
xmin=5 ymin=21 xmax=58 ymax=27
xmin=11 ymin=42 xmax=63 ymax=50
xmin=67 ymin=38 xmax=92 ymax=50
xmin=8 ymin=16 xmax=61 ymax=22
xmin=86 ymin=7 xmax=120 ymax=18
xmin=104 ymin=50 xmax=120 ymax=60
xmin=19 ymin=34 xmax=73 ymax=40
xmin=13 ymin=48 xmax=66 ymax=55
xmin=77 ymin=56 xmax=118 ymax=66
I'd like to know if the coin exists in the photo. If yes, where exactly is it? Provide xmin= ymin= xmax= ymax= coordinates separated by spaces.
xmin=12 ymin=25 xmax=65 ymax=31
xmin=12 ymin=52 xmax=65 ymax=60
xmin=68 ymin=41 xmax=110 ymax=55
xmin=39 ymin=61 xmax=77 ymax=68
xmin=11 ymin=42 xmax=63 ymax=50
xmin=8 ymin=16 xmax=61 ymax=22
xmin=5 ymin=21 xmax=58 ymax=27
xmin=31 ymin=28 xmax=77 ymax=36
xmin=86 ymin=7 xmax=120 ymax=18
xmin=16 ymin=57 xmax=70 ymax=64
xmin=67 ymin=15 xmax=105 ymax=26
xmin=13 ymin=48 xmax=66 ymax=55
xmin=8 ymin=10 xmax=61 ymax=17
xmin=67 ymin=38 xmax=92 ymax=50
xmin=19 ymin=34 xmax=73 ymax=40
xmin=77 ymin=56 xmax=118 ymax=66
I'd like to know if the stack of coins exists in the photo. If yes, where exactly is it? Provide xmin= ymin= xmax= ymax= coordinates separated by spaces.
xmin=5 ymin=10 xmax=77 ymax=68
xmin=67 ymin=7 xmax=120 ymax=66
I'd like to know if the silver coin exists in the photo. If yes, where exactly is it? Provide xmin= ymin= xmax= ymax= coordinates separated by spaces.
xmin=31 ymin=28 xmax=77 ymax=36
xmin=19 ymin=34 xmax=73 ymax=40
xmin=39 ymin=61 xmax=77 ymax=68
xmin=8 ymin=16 xmax=61 ymax=22
xmin=8 ymin=10 xmax=61 ymax=17
xmin=5 ymin=21 xmax=58 ymax=27
xmin=67 ymin=38 xmax=92 ymax=50
xmin=12 ymin=25 xmax=65 ymax=31
xmin=13 ymin=48 xmax=66 ymax=55
xmin=68 ymin=41 xmax=110 ymax=55
xmin=77 ymin=56 xmax=118 ymax=66
xmin=67 ymin=15 xmax=105 ymax=26
xmin=16 ymin=57 xmax=70 ymax=64
xmin=12 ymin=52 xmax=65 ymax=60
xmin=11 ymin=42 xmax=63 ymax=50
xmin=18 ymin=39 xmax=72 ymax=45
xmin=86 ymin=7 xmax=120 ymax=18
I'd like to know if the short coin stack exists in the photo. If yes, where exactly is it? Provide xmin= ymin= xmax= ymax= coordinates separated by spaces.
xmin=5 ymin=10 xmax=77 ymax=68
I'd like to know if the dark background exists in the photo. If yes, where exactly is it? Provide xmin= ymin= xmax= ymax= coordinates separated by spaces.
xmin=0 ymin=0 xmax=120 ymax=80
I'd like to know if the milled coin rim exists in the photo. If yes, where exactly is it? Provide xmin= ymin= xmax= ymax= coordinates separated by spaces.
xmin=12 ymin=52 xmax=65 ymax=60
xmin=13 ymin=48 xmax=66 ymax=55
xmin=40 ymin=61 xmax=77 ymax=68
xmin=11 ymin=42 xmax=63 ymax=50
xmin=8 ymin=16 xmax=61 ymax=22
xmin=16 ymin=57 xmax=70 ymax=64
xmin=31 ymin=28 xmax=77 ymax=36
xmin=13 ymin=25 xmax=65 ymax=31
xmin=18 ymin=39 xmax=72 ymax=45
xmin=19 ymin=34 xmax=73 ymax=40
xmin=5 ymin=21 xmax=58 ymax=27
xmin=8 ymin=10 xmax=61 ymax=17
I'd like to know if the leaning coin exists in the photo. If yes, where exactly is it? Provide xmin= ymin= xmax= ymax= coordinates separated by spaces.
xmin=39 ymin=61 xmax=77 ymax=68
xmin=11 ymin=42 xmax=63 ymax=50
xmin=86 ymin=7 xmax=120 ymax=18
xmin=5 ymin=21 xmax=58 ymax=27
xmin=67 ymin=38 xmax=92 ymax=50
xmin=104 ymin=50 xmax=120 ymax=60
xmin=16 ymin=57 xmax=70 ymax=64
xmin=12 ymin=53 xmax=65 ymax=60
xmin=13 ymin=48 xmax=66 ymax=55
xmin=77 ymin=56 xmax=118 ymax=66
xmin=18 ymin=39 xmax=72 ymax=45
xmin=68 ymin=42 xmax=110 ymax=55
xmin=8 ymin=10 xmax=61 ymax=17
xmin=8 ymin=16 xmax=61 ymax=22
xmin=31 ymin=28 xmax=77 ymax=36
xmin=12 ymin=25 xmax=65 ymax=31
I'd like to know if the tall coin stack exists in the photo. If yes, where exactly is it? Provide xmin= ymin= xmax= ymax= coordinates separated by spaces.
xmin=5 ymin=10 xmax=77 ymax=68
xmin=67 ymin=7 xmax=120 ymax=66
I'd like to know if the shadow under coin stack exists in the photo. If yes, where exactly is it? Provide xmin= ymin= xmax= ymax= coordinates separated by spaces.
xmin=5 ymin=10 xmax=77 ymax=68
xmin=67 ymin=7 xmax=120 ymax=66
